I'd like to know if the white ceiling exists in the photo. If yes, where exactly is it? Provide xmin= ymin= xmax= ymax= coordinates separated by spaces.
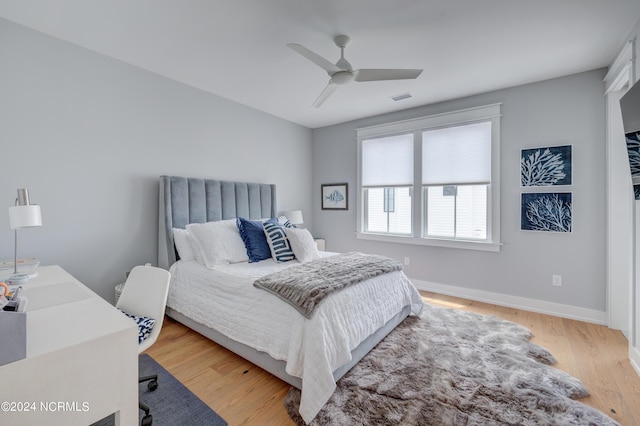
xmin=1 ymin=1 xmax=639 ymax=129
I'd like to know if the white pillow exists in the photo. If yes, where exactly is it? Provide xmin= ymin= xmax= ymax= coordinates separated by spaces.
xmin=284 ymin=228 xmax=320 ymax=263
xmin=172 ymin=228 xmax=196 ymax=262
xmin=277 ymin=215 xmax=289 ymax=225
xmin=186 ymin=219 xmax=249 ymax=268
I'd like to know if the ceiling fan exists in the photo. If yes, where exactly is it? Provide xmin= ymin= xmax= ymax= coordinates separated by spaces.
xmin=288 ymin=35 xmax=423 ymax=108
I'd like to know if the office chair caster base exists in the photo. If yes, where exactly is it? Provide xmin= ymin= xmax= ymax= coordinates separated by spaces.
xmin=139 ymin=400 xmax=152 ymax=425
xmin=141 ymin=414 xmax=153 ymax=426
xmin=147 ymin=379 xmax=158 ymax=391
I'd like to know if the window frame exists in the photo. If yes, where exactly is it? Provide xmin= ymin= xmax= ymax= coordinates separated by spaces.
xmin=356 ymin=104 xmax=502 ymax=252
xmin=362 ymin=185 xmax=413 ymax=235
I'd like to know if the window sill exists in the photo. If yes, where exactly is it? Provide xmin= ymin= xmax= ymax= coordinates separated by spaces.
xmin=355 ymin=232 xmax=501 ymax=252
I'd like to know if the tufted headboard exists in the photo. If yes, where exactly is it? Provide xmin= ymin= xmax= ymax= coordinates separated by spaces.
xmin=158 ymin=175 xmax=277 ymax=269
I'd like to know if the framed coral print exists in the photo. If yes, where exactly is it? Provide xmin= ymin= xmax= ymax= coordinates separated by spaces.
xmin=521 ymin=145 xmax=572 ymax=187
xmin=521 ymin=192 xmax=572 ymax=232
xmin=321 ymin=183 xmax=348 ymax=210
xmin=625 ymin=132 xmax=640 ymax=199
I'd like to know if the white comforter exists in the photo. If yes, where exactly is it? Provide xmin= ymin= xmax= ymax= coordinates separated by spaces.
xmin=167 ymin=253 xmax=424 ymax=423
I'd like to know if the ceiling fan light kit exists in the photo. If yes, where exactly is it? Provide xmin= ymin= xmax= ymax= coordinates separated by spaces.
xmin=288 ymin=35 xmax=423 ymax=107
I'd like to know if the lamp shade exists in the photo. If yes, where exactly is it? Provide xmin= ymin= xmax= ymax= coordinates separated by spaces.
xmin=9 ymin=205 xmax=42 ymax=229
xmin=283 ymin=210 xmax=303 ymax=225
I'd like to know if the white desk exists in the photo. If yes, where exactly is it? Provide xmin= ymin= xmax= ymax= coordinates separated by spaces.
xmin=0 ymin=265 xmax=138 ymax=425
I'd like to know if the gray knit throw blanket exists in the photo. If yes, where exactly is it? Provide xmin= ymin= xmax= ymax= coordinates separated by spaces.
xmin=253 ymin=252 xmax=402 ymax=319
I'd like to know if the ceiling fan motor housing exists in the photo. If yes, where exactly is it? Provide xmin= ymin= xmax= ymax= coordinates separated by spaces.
xmin=331 ymin=71 xmax=354 ymax=85
xmin=334 ymin=35 xmax=351 ymax=48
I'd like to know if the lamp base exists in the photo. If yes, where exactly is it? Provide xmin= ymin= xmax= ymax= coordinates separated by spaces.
xmin=7 ymin=271 xmax=38 ymax=285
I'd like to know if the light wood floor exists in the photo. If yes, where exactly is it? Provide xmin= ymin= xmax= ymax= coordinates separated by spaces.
xmin=145 ymin=291 xmax=640 ymax=426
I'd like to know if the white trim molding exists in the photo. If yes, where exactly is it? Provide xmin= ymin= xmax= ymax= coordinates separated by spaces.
xmin=631 ymin=346 xmax=640 ymax=376
xmin=604 ymin=39 xmax=636 ymax=93
xmin=412 ymin=278 xmax=608 ymax=325
xmin=604 ymin=37 xmax=636 ymax=333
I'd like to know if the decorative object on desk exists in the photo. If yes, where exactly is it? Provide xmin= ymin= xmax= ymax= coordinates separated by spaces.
xmin=8 ymin=188 xmax=42 ymax=282
xmin=91 ymin=354 xmax=228 ymax=426
xmin=285 ymin=303 xmax=618 ymax=426
xmin=1 ymin=285 xmax=26 ymax=311
xmin=283 ymin=210 xmax=304 ymax=226
xmin=321 ymin=183 xmax=348 ymax=210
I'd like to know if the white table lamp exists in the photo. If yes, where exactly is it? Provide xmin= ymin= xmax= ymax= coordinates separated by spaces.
xmin=8 ymin=188 xmax=42 ymax=279
xmin=283 ymin=210 xmax=303 ymax=226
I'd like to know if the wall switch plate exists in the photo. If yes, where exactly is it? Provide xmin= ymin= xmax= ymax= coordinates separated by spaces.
xmin=404 ymin=257 xmax=410 ymax=266
xmin=552 ymin=275 xmax=562 ymax=287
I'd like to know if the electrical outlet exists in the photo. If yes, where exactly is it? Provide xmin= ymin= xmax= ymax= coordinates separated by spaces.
xmin=552 ymin=275 xmax=562 ymax=287
xmin=404 ymin=257 xmax=410 ymax=266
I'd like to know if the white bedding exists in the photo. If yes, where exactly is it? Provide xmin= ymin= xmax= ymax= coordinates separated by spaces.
xmin=167 ymin=253 xmax=424 ymax=423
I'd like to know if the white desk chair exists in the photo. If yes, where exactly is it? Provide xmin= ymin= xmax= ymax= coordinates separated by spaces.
xmin=116 ymin=265 xmax=171 ymax=426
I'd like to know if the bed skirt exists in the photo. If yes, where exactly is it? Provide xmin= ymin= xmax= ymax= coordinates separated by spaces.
xmin=165 ymin=305 xmax=412 ymax=388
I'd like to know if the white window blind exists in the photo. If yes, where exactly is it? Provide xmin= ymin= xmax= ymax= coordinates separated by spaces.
xmin=362 ymin=134 xmax=413 ymax=187
xmin=422 ymin=121 xmax=491 ymax=185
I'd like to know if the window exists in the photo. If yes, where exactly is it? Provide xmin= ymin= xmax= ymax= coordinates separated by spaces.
xmin=361 ymin=133 xmax=413 ymax=235
xmin=422 ymin=121 xmax=491 ymax=240
xmin=357 ymin=104 xmax=501 ymax=251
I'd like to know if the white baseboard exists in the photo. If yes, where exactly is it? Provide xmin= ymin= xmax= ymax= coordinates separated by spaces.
xmin=412 ymin=279 xmax=608 ymax=325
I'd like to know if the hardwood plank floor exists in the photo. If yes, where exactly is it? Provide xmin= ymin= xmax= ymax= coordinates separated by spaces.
xmin=145 ymin=292 xmax=640 ymax=425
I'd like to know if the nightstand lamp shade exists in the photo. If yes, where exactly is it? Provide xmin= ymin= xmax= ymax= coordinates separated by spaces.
xmin=8 ymin=189 xmax=42 ymax=277
xmin=9 ymin=205 xmax=42 ymax=229
xmin=284 ymin=210 xmax=303 ymax=225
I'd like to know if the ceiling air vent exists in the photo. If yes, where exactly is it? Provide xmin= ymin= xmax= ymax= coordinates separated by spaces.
xmin=391 ymin=92 xmax=412 ymax=102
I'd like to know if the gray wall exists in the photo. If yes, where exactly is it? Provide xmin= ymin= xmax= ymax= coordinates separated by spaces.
xmin=312 ymin=69 xmax=606 ymax=312
xmin=0 ymin=18 xmax=312 ymax=302
xmin=0 ymin=16 xmax=610 ymax=314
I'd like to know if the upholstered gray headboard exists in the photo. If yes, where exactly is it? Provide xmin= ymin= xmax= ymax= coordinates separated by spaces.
xmin=158 ymin=175 xmax=277 ymax=269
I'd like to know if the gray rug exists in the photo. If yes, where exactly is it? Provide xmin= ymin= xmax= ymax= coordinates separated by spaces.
xmin=285 ymin=303 xmax=619 ymax=425
xmin=93 ymin=354 xmax=227 ymax=426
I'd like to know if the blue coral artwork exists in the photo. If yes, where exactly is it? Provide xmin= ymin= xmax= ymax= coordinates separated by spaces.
xmin=521 ymin=145 xmax=572 ymax=187
xmin=625 ymin=132 xmax=640 ymax=200
xmin=321 ymin=183 xmax=348 ymax=210
xmin=521 ymin=192 xmax=572 ymax=233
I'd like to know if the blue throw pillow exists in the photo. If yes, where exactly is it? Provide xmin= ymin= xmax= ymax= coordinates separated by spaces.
xmin=263 ymin=218 xmax=295 ymax=262
xmin=237 ymin=217 xmax=272 ymax=263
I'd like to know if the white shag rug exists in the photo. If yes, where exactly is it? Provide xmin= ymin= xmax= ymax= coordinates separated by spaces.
xmin=285 ymin=303 xmax=619 ymax=425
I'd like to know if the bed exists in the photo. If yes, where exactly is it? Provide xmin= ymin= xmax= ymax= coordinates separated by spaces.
xmin=157 ymin=175 xmax=424 ymax=423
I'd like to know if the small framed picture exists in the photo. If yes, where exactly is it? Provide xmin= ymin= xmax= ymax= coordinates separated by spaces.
xmin=321 ymin=183 xmax=348 ymax=210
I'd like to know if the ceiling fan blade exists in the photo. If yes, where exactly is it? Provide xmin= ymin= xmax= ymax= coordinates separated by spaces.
xmin=312 ymin=83 xmax=339 ymax=108
xmin=287 ymin=43 xmax=342 ymax=74
xmin=354 ymin=69 xmax=423 ymax=82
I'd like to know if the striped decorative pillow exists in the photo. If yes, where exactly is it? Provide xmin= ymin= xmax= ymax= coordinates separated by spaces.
xmin=263 ymin=218 xmax=295 ymax=262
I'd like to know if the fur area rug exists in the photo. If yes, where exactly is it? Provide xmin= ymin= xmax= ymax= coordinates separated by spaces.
xmin=285 ymin=303 xmax=619 ymax=425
